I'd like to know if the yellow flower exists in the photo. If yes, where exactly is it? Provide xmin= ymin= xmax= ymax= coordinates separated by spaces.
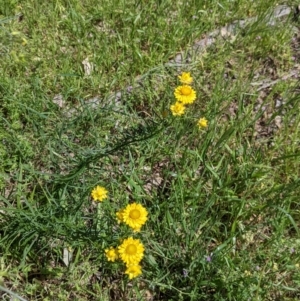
xmin=116 ymin=209 xmax=125 ymax=223
xmin=91 ymin=186 xmax=108 ymax=202
xmin=244 ymin=270 xmax=252 ymax=276
xmin=122 ymin=203 xmax=148 ymax=232
xmin=170 ymin=102 xmax=186 ymax=116
xmin=105 ymin=247 xmax=118 ymax=262
xmin=125 ymin=264 xmax=142 ymax=279
xmin=174 ymin=85 xmax=196 ymax=104
xmin=178 ymin=72 xmax=193 ymax=85
xmin=118 ymin=237 xmax=144 ymax=266
xmin=197 ymin=117 xmax=208 ymax=128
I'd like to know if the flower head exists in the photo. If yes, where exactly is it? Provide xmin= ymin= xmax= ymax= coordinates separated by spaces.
xmin=244 ymin=270 xmax=252 ymax=276
xmin=118 ymin=237 xmax=144 ymax=266
xmin=178 ymin=72 xmax=193 ymax=85
xmin=116 ymin=209 xmax=125 ymax=224
xmin=122 ymin=203 xmax=148 ymax=232
xmin=197 ymin=117 xmax=208 ymax=129
xmin=91 ymin=186 xmax=108 ymax=202
xmin=105 ymin=247 xmax=118 ymax=262
xmin=174 ymin=85 xmax=196 ymax=104
xmin=170 ymin=102 xmax=186 ymax=116
xmin=205 ymin=255 xmax=212 ymax=262
xmin=125 ymin=264 xmax=142 ymax=279
xmin=183 ymin=268 xmax=188 ymax=277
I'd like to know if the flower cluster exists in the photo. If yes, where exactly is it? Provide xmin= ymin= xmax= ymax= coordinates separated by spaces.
xmin=170 ymin=72 xmax=196 ymax=116
xmin=104 ymin=236 xmax=145 ymax=279
xmin=110 ymin=203 xmax=148 ymax=278
xmin=91 ymin=186 xmax=148 ymax=280
xmin=105 ymin=202 xmax=148 ymax=279
xmin=170 ymin=71 xmax=208 ymax=129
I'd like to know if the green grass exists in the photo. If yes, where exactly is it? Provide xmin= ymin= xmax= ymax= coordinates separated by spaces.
xmin=1 ymin=0 xmax=300 ymax=300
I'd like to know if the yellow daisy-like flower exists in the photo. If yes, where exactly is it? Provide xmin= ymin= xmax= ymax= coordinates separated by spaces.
xmin=118 ymin=237 xmax=144 ymax=266
xmin=116 ymin=209 xmax=125 ymax=224
xmin=105 ymin=247 xmax=118 ymax=262
xmin=170 ymin=102 xmax=186 ymax=116
xmin=198 ymin=117 xmax=208 ymax=128
xmin=178 ymin=72 xmax=193 ymax=85
xmin=122 ymin=203 xmax=148 ymax=232
xmin=125 ymin=264 xmax=142 ymax=279
xmin=91 ymin=186 xmax=108 ymax=202
xmin=174 ymin=85 xmax=196 ymax=104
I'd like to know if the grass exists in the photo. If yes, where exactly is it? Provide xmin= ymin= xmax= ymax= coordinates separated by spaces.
xmin=1 ymin=0 xmax=300 ymax=300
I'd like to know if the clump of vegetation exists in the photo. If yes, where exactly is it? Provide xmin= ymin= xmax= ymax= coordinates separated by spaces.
xmin=0 ymin=1 xmax=300 ymax=300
